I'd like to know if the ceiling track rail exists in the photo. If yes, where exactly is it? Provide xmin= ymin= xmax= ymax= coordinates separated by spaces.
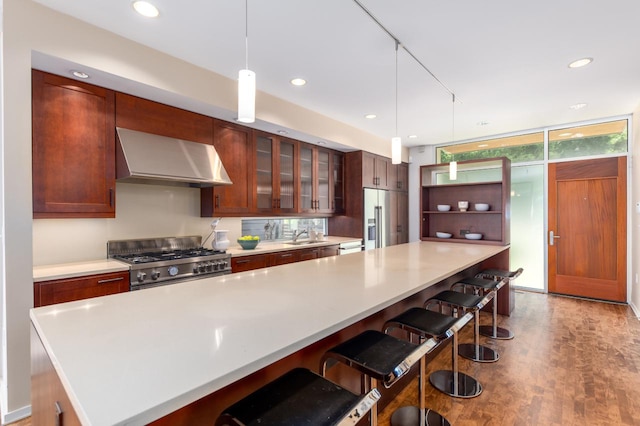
xmin=351 ymin=0 xmax=456 ymax=101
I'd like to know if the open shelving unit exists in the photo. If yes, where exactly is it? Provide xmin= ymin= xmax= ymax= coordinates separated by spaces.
xmin=420 ymin=157 xmax=511 ymax=245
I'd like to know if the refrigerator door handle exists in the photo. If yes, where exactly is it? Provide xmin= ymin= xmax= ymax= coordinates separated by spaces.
xmin=375 ymin=206 xmax=382 ymax=248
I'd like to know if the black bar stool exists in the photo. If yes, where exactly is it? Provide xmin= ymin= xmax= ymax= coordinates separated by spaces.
xmin=321 ymin=329 xmax=438 ymax=426
xmin=424 ymin=290 xmax=494 ymax=398
xmin=216 ymin=367 xmax=381 ymax=426
xmin=383 ymin=308 xmax=473 ymax=425
xmin=475 ymin=267 xmax=523 ymax=339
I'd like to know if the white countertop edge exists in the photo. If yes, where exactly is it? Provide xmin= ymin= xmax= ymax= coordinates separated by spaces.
xmin=33 ymin=259 xmax=130 ymax=282
xmin=31 ymin=242 xmax=508 ymax=425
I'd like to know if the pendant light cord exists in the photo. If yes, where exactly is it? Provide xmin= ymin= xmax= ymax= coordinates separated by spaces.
xmin=451 ymin=93 xmax=456 ymax=142
xmin=244 ymin=0 xmax=249 ymax=69
xmin=395 ymin=40 xmax=399 ymax=136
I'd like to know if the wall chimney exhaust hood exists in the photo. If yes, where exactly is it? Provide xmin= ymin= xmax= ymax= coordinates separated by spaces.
xmin=116 ymin=128 xmax=232 ymax=187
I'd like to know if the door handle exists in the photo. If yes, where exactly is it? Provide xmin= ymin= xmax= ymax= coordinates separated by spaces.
xmin=549 ymin=231 xmax=560 ymax=246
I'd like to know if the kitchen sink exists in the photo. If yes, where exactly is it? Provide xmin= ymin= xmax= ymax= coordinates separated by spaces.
xmin=284 ymin=240 xmax=322 ymax=246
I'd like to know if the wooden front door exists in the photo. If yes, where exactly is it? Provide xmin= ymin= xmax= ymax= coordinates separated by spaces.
xmin=548 ymin=157 xmax=626 ymax=302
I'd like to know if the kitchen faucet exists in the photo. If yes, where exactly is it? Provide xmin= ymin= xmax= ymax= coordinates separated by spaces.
xmin=292 ymin=229 xmax=308 ymax=242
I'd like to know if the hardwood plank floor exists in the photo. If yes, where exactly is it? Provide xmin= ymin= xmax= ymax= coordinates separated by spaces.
xmin=379 ymin=290 xmax=640 ymax=425
xmin=7 ymin=291 xmax=640 ymax=425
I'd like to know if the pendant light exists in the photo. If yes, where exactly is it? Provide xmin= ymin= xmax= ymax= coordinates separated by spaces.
xmin=391 ymin=40 xmax=401 ymax=165
xmin=237 ymin=0 xmax=255 ymax=123
xmin=449 ymin=94 xmax=457 ymax=180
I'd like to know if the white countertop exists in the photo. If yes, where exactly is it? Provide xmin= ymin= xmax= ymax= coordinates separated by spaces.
xmin=33 ymin=259 xmax=130 ymax=282
xmin=30 ymin=241 xmax=507 ymax=426
xmin=226 ymin=236 xmax=361 ymax=257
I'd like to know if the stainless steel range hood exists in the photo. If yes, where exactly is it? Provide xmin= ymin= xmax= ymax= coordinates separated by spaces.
xmin=116 ymin=127 xmax=232 ymax=187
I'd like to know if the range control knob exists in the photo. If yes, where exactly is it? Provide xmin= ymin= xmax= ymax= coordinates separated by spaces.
xmin=151 ymin=270 xmax=161 ymax=280
xmin=206 ymin=262 xmax=213 ymax=272
xmin=137 ymin=272 xmax=147 ymax=282
xmin=168 ymin=265 xmax=179 ymax=276
xmin=198 ymin=263 xmax=206 ymax=273
xmin=193 ymin=264 xmax=199 ymax=273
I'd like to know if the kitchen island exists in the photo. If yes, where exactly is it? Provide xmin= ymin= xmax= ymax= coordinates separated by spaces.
xmin=31 ymin=241 xmax=509 ymax=425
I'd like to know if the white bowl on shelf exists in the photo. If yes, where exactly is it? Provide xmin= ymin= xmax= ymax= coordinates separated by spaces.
xmin=436 ymin=205 xmax=451 ymax=212
xmin=436 ymin=232 xmax=452 ymax=239
xmin=474 ymin=203 xmax=490 ymax=211
xmin=465 ymin=233 xmax=483 ymax=240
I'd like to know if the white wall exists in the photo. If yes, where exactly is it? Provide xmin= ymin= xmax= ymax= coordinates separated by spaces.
xmin=408 ymin=146 xmax=435 ymax=242
xmin=1 ymin=0 xmax=401 ymax=421
xmin=631 ymin=109 xmax=640 ymax=316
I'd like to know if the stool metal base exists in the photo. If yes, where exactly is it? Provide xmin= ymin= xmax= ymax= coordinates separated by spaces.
xmin=429 ymin=370 xmax=482 ymax=398
xmin=458 ymin=343 xmax=499 ymax=363
xmin=391 ymin=406 xmax=451 ymax=426
xmin=479 ymin=325 xmax=514 ymax=340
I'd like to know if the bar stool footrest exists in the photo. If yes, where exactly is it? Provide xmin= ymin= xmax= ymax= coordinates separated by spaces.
xmin=429 ymin=370 xmax=483 ymax=398
xmin=479 ymin=325 xmax=514 ymax=340
xmin=391 ymin=405 xmax=451 ymax=426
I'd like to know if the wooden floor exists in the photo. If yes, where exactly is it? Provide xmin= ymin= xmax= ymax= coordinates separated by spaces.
xmin=379 ymin=290 xmax=640 ymax=425
xmin=7 ymin=291 xmax=640 ymax=425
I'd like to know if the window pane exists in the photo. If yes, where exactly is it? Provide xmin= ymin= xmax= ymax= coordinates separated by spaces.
xmin=510 ymin=165 xmax=544 ymax=290
xmin=437 ymin=132 xmax=543 ymax=164
xmin=549 ymin=119 xmax=627 ymax=160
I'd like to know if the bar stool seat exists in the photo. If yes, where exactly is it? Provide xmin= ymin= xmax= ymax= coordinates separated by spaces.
xmin=474 ymin=267 xmax=524 ymax=340
xmin=427 ymin=289 xmax=497 ymax=361
xmin=321 ymin=329 xmax=438 ymax=425
xmin=216 ymin=367 xmax=381 ymax=426
xmin=384 ymin=308 xmax=473 ymax=423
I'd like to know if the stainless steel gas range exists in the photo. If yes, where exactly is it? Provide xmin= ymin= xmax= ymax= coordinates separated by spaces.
xmin=108 ymin=236 xmax=232 ymax=290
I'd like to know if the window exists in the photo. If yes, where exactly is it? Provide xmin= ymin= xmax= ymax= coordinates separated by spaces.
xmin=437 ymin=132 xmax=543 ymax=164
xmin=548 ymin=119 xmax=627 ymax=160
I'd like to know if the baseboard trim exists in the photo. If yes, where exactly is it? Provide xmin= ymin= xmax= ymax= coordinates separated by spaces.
xmin=2 ymin=404 xmax=31 ymax=425
xmin=630 ymin=301 xmax=640 ymax=319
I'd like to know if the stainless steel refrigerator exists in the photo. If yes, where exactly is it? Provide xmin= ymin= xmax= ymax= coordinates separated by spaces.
xmin=363 ymin=188 xmax=390 ymax=250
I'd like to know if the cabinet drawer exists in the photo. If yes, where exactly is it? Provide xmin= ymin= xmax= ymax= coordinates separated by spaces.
xmin=231 ymin=254 xmax=271 ymax=272
xmin=271 ymin=251 xmax=299 ymax=265
xmin=35 ymin=271 xmax=129 ymax=307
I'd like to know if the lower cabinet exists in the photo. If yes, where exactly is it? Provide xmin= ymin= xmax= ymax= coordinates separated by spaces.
xmin=34 ymin=271 xmax=130 ymax=308
xmin=231 ymin=245 xmax=339 ymax=273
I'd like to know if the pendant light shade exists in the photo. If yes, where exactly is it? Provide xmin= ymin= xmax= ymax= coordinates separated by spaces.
xmin=449 ymin=161 xmax=457 ymax=180
xmin=391 ymin=137 xmax=401 ymax=164
xmin=238 ymin=69 xmax=255 ymax=123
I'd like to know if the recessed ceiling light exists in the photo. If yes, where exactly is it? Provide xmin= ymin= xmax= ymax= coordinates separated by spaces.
xmin=568 ymin=58 xmax=593 ymax=68
xmin=317 ymin=141 xmax=327 ymax=145
xmin=477 ymin=121 xmax=489 ymax=126
xmin=559 ymin=132 xmax=572 ymax=137
xmin=569 ymin=103 xmax=587 ymax=110
xmin=277 ymin=130 xmax=288 ymax=135
xmin=408 ymin=135 xmax=418 ymax=139
xmin=132 ymin=1 xmax=159 ymax=18
xmin=478 ymin=144 xmax=489 ymax=148
xmin=364 ymin=114 xmax=377 ymax=119
xmin=290 ymin=78 xmax=306 ymax=86
xmin=71 ymin=70 xmax=89 ymax=79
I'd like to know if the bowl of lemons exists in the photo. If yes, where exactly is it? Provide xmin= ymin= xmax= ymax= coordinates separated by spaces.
xmin=237 ymin=235 xmax=260 ymax=250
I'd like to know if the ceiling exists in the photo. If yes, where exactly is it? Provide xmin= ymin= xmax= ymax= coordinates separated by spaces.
xmin=31 ymin=0 xmax=640 ymax=150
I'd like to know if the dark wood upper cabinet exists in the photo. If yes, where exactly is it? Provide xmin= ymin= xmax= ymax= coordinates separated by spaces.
xmin=201 ymin=120 xmax=254 ymax=216
xmin=393 ymin=163 xmax=409 ymax=192
xmin=32 ymin=70 xmax=116 ymax=218
xmin=361 ymin=151 xmax=391 ymax=189
xmin=254 ymin=132 xmax=298 ymax=214
xmin=332 ymin=152 xmax=345 ymax=214
xmin=114 ymin=93 xmax=213 ymax=144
